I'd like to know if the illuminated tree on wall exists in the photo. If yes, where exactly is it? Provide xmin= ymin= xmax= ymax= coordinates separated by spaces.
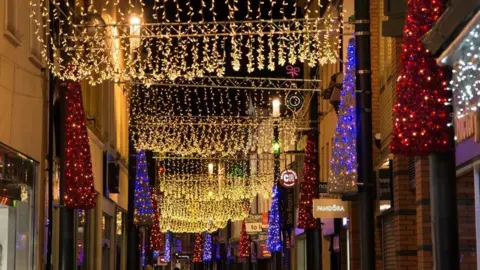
xmin=134 ymin=150 xmax=154 ymax=226
xmin=150 ymin=188 xmax=163 ymax=251
xmin=203 ymin=232 xmax=213 ymax=262
xmin=64 ymin=82 xmax=96 ymax=209
xmin=297 ymin=135 xmax=318 ymax=229
xmin=266 ymin=185 xmax=282 ymax=252
xmin=238 ymin=220 xmax=250 ymax=259
xmin=193 ymin=233 xmax=203 ymax=263
xmin=390 ymin=0 xmax=451 ymax=156
xmin=328 ymin=38 xmax=357 ymax=193
xmin=164 ymin=232 xmax=171 ymax=262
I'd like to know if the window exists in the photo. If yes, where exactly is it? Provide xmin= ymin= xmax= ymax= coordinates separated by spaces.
xmin=82 ymin=81 xmax=104 ymax=136
xmin=115 ymin=210 xmax=126 ymax=270
xmin=29 ymin=0 xmax=43 ymax=65
xmin=102 ymin=214 xmax=112 ymax=270
xmin=4 ymin=0 xmax=20 ymax=46
xmin=0 ymin=144 xmax=37 ymax=270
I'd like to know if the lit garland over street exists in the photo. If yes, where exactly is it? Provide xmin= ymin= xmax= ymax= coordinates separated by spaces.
xmin=31 ymin=0 xmax=342 ymax=84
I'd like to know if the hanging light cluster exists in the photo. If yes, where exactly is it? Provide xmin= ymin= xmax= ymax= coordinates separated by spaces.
xmin=130 ymin=85 xmax=300 ymax=157
xmin=159 ymin=158 xmax=255 ymax=232
xmin=159 ymin=174 xmax=273 ymax=202
xmin=448 ymin=24 xmax=480 ymax=119
xmin=160 ymin=197 xmax=249 ymax=222
xmin=132 ymin=116 xmax=297 ymax=157
xmin=31 ymin=0 xmax=342 ymax=84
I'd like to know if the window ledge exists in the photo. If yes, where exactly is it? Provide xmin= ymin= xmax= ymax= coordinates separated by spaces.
xmin=28 ymin=53 xmax=44 ymax=69
xmin=4 ymin=29 xmax=21 ymax=47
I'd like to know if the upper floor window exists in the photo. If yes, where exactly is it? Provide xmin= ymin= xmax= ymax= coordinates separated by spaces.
xmin=4 ymin=0 xmax=20 ymax=46
xmin=29 ymin=0 xmax=43 ymax=64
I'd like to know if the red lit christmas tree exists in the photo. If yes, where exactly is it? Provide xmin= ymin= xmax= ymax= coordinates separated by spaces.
xmin=192 ymin=233 xmax=203 ymax=263
xmin=149 ymin=188 xmax=163 ymax=251
xmin=390 ymin=0 xmax=451 ymax=156
xmin=64 ymin=82 xmax=96 ymax=209
xmin=238 ymin=220 xmax=250 ymax=259
xmin=297 ymin=135 xmax=318 ymax=229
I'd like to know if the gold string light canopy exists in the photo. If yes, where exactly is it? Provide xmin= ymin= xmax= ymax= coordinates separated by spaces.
xmin=129 ymin=84 xmax=301 ymax=157
xmin=158 ymin=157 xmax=274 ymax=200
xmin=155 ymin=157 xmax=275 ymax=232
xmin=31 ymin=0 xmax=342 ymax=84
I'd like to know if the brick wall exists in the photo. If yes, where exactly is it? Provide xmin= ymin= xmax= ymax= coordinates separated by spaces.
xmin=458 ymin=172 xmax=477 ymax=269
xmin=415 ymin=157 xmax=433 ymax=270
xmin=392 ymin=155 xmax=418 ymax=269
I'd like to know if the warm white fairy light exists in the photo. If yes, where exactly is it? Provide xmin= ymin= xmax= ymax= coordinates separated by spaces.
xmin=448 ymin=24 xmax=480 ymax=119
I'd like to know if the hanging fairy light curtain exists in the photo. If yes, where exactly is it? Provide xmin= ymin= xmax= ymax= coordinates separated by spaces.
xmin=130 ymin=85 xmax=299 ymax=157
xmin=161 ymin=197 xmax=250 ymax=223
xmin=449 ymin=25 xmax=480 ymax=119
xmin=158 ymin=158 xmax=272 ymax=201
xmin=328 ymin=38 xmax=357 ymax=193
xmin=32 ymin=0 xmax=342 ymax=84
xmin=64 ymin=82 xmax=96 ymax=209
xmin=297 ymin=135 xmax=318 ymax=229
xmin=134 ymin=150 xmax=154 ymax=226
xmin=266 ymin=185 xmax=282 ymax=252
xmin=390 ymin=0 xmax=451 ymax=156
xmin=160 ymin=218 xmax=227 ymax=233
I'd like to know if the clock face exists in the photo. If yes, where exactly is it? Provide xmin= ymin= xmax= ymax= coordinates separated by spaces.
xmin=279 ymin=169 xmax=297 ymax=188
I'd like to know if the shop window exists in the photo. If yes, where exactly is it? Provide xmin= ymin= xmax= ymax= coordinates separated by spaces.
xmin=102 ymin=214 xmax=112 ymax=270
xmin=0 ymin=144 xmax=37 ymax=270
xmin=115 ymin=210 xmax=126 ymax=270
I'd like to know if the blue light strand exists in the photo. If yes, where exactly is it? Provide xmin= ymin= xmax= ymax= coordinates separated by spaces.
xmin=203 ymin=232 xmax=213 ymax=262
xmin=134 ymin=150 xmax=154 ymax=225
xmin=164 ymin=231 xmax=171 ymax=262
xmin=266 ymin=185 xmax=282 ymax=252
xmin=328 ymin=38 xmax=358 ymax=194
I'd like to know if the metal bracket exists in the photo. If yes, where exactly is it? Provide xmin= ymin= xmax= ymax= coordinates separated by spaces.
xmin=355 ymin=31 xmax=371 ymax=36
xmin=358 ymin=70 xmax=371 ymax=74
xmin=354 ymin=19 xmax=370 ymax=24
xmin=356 ymin=182 xmax=374 ymax=187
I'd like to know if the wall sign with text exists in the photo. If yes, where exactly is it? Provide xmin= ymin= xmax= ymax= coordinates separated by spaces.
xmin=312 ymin=198 xmax=350 ymax=219
xmin=279 ymin=169 xmax=297 ymax=188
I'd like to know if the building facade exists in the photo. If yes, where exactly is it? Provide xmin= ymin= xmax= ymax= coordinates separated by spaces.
xmin=0 ymin=0 xmax=47 ymax=269
xmin=0 ymin=1 xmax=131 ymax=269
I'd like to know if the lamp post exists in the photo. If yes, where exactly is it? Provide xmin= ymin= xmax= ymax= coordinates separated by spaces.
xmin=354 ymin=0 xmax=376 ymax=268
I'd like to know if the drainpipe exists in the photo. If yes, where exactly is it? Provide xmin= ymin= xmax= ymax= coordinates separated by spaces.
xmin=354 ymin=0 xmax=376 ymax=268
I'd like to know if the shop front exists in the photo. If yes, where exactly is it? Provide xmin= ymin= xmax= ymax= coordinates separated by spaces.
xmin=427 ymin=8 xmax=480 ymax=267
xmin=0 ymin=143 xmax=37 ymax=270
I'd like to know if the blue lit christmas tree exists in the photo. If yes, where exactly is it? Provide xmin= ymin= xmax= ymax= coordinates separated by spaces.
xmin=266 ymin=185 xmax=282 ymax=252
xmin=164 ymin=231 xmax=171 ymax=262
xmin=134 ymin=150 xmax=154 ymax=226
xmin=203 ymin=232 xmax=213 ymax=262
xmin=328 ymin=38 xmax=358 ymax=194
